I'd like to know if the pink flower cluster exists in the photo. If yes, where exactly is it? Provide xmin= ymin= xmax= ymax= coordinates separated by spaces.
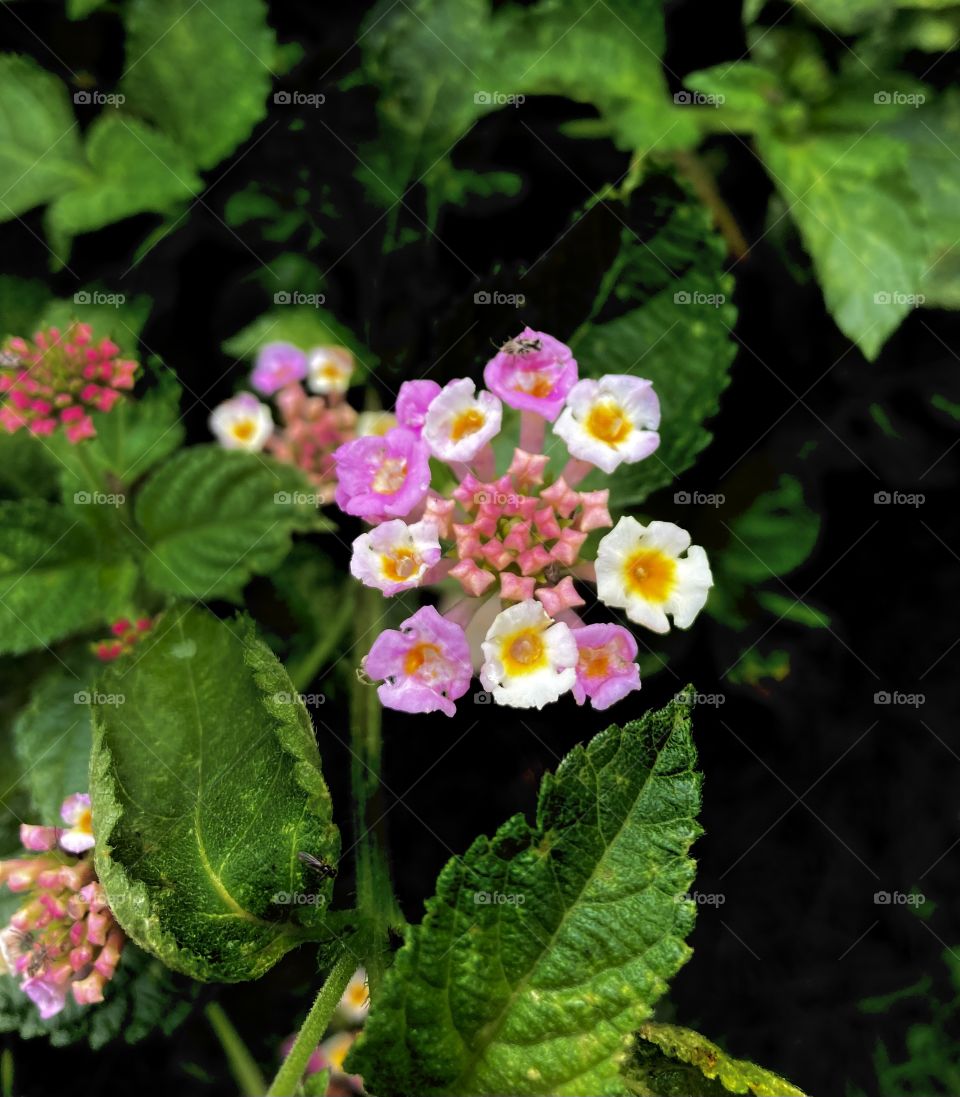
xmin=0 ymin=324 xmax=137 ymax=443
xmin=334 ymin=328 xmax=714 ymax=716
xmin=210 ymin=342 xmax=359 ymax=505
xmin=0 ymin=795 xmax=125 ymax=1019
xmin=93 ymin=616 xmax=153 ymax=662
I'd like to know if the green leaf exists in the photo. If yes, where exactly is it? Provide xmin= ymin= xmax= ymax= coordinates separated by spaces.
xmin=222 ymin=306 xmax=376 ymax=373
xmin=12 ymin=669 xmax=93 ymax=822
xmin=134 ymin=446 xmax=323 ymax=601
xmin=755 ymin=591 xmax=830 ymax=628
xmin=624 ymin=1022 xmax=806 ymax=1097
xmin=758 ymin=131 xmax=924 ymax=359
xmin=348 ymin=691 xmax=702 ymax=1097
xmin=67 ymin=0 xmax=109 ymax=17
xmin=0 ymin=275 xmax=53 ymax=338
xmin=45 ymin=114 xmax=201 ymax=260
xmin=0 ymin=499 xmax=137 ymax=655
xmin=90 ymin=606 xmax=340 ymax=981
xmin=572 ymin=180 xmax=737 ymax=507
xmin=725 ymin=647 xmax=791 ymax=688
xmin=121 ymin=0 xmax=276 ymax=170
xmin=0 ymin=55 xmax=85 ymax=221
xmin=796 ymin=0 xmax=957 ymax=34
xmin=683 ymin=62 xmax=789 ymax=132
xmin=37 ymin=288 xmax=152 ymax=356
xmin=0 ymin=433 xmax=60 ymax=500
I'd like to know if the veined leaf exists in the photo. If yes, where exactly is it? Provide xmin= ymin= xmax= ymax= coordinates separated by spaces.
xmin=121 ymin=0 xmax=276 ymax=170
xmin=349 ymin=692 xmax=702 ymax=1097
xmin=0 ymin=55 xmax=86 ymax=221
xmin=0 ymin=499 xmax=137 ymax=655
xmin=134 ymin=446 xmax=325 ymax=601
xmin=624 ymin=1022 xmax=806 ymax=1096
xmin=90 ymin=606 xmax=340 ymax=981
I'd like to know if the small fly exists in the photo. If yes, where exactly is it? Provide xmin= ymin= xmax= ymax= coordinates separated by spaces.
xmin=498 ymin=335 xmax=542 ymax=356
xmin=297 ymin=851 xmax=337 ymax=881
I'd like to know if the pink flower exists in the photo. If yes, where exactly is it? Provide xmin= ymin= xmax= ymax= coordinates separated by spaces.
xmin=21 ymin=974 xmax=68 ymax=1019
xmin=251 ymin=342 xmax=308 ymax=395
xmin=395 ymin=379 xmax=441 ymax=436
xmin=364 ymin=607 xmax=472 ymax=717
xmin=350 ymin=519 xmax=441 ymax=595
xmin=483 ymin=328 xmax=578 ymax=421
xmin=571 ymin=623 xmax=641 ymax=711
xmin=59 ymin=793 xmax=95 ymax=854
xmin=334 ymin=427 xmax=431 ymax=522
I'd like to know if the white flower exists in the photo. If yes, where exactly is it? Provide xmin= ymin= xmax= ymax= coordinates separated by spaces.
xmin=350 ymin=519 xmax=441 ymax=596
xmin=480 ymin=599 xmax=577 ymax=709
xmin=596 ymin=517 xmax=712 ymax=633
xmin=209 ymin=393 xmax=273 ymax=451
xmin=307 ymin=346 xmax=354 ymax=394
xmin=554 ymin=375 xmax=660 ymax=473
xmin=422 ymin=378 xmax=502 ymax=462
xmin=337 ymin=967 xmax=370 ymax=1024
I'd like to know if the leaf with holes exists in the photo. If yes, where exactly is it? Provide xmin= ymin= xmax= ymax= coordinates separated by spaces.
xmin=90 ymin=606 xmax=340 ymax=981
xmin=348 ymin=691 xmax=702 ymax=1097
xmin=134 ymin=446 xmax=328 ymax=601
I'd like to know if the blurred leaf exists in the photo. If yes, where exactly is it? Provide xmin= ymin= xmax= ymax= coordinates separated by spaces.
xmin=755 ymin=591 xmax=830 ymax=627
xmin=37 ymin=289 xmax=152 ymax=356
xmin=91 ymin=606 xmax=340 ymax=981
xmin=0 ymin=433 xmax=60 ymax=501
xmin=684 ymin=62 xmax=790 ymax=132
xmin=0 ymin=275 xmax=52 ymax=338
xmin=134 ymin=446 xmax=325 ymax=600
xmin=726 ymin=648 xmax=791 ymax=688
xmin=121 ymin=0 xmax=276 ymax=170
xmin=0 ymin=500 xmax=137 ymax=655
xmin=45 ymin=114 xmax=201 ymax=261
xmin=66 ymin=0 xmax=109 ymax=17
xmin=624 ymin=1022 xmax=806 ymax=1096
xmin=795 ymin=0 xmax=958 ymax=34
xmin=222 ymin=306 xmax=376 ymax=371
xmin=349 ymin=692 xmax=701 ymax=1096
xmin=0 ymin=56 xmax=85 ymax=221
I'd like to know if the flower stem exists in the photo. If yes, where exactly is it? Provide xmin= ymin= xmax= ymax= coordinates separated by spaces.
xmin=205 ymin=1002 xmax=266 ymax=1097
xmin=265 ymin=949 xmax=355 ymax=1097
xmin=519 ymin=410 xmax=546 ymax=454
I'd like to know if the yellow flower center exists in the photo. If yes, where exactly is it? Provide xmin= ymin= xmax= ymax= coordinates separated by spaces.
xmin=372 ymin=456 xmax=407 ymax=494
xmin=502 ymin=627 xmax=547 ymax=676
xmin=77 ymin=807 xmax=93 ymax=834
xmin=581 ymin=648 xmax=611 ymax=678
xmin=514 ymin=372 xmax=553 ymax=398
xmin=380 ymin=548 xmax=420 ymax=582
xmin=585 ymin=400 xmax=632 ymax=445
xmin=346 ymin=982 xmax=369 ymax=1009
xmin=230 ymin=419 xmax=256 ymax=442
xmin=403 ymin=641 xmax=440 ymax=676
xmin=623 ymin=548 xmax=676 ymax=603
xmin=450 ymin=407 xmax=486 ymax=442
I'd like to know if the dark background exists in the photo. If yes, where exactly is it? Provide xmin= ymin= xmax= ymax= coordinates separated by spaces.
xmin=2 ymin=1 xmax=958 ymax=1094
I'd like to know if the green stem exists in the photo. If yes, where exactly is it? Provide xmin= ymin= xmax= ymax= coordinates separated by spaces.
xmin=265 ymin=949 xmax=355 ymax=1097
xmin=287 ymin=595 xmax=355 ymax=692
xmin=205 ymin=1002 xmax=266 ymax=1097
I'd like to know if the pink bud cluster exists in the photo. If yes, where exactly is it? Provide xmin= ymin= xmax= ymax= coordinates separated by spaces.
xmin=334 ymin=328 xmax=715 ymax=716
xmin=93 ymin=616 xmax=153 ymax=662
xmin=0 ymin=323 xmax=137 ymax=443
xmin=0 ymin=795 xmax=125 ymax=1019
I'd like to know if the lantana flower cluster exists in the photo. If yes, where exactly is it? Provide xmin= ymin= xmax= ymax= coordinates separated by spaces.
xmin=0 ymin=794 xmax=125 ymax=1019
xmin=335 ymin=329 xmax=714 ymax=715
xmin=92 ymin=616 xmax=153 ymax=662
xmin=209 ymin=342 xmax=361 ymax=504
xmin=0 ymin=323 xmax=138 ymax=443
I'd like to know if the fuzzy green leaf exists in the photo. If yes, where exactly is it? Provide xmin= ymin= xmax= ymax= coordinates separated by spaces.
xmin=572 ymin=182 xmax=737 ymax=508
xmin=348 ymin=692 xmax=702 ymax=1097
xmin=134 ymin=446 xmax=325 ymax=601
xmin=0 ymin=56 xmax=85 ymax=221
xmin=0 ymin=499 xmax=137 ymax=655
xmin=624 ymin=1022 xmax=806 ymax=1097
xmin=90 ymin=606 xmax=340 ymax=982
xmin=121 ymin=0 xmax=276 ymax=170
xmin=45 ymin=114 xmax=201 ymax=259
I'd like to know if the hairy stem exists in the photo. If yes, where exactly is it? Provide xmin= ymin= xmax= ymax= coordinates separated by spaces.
xmin=265 ymin=949 xmax=355 ymax=1097
xmin=205 ymin=1002 xmax=266 ymax=1097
